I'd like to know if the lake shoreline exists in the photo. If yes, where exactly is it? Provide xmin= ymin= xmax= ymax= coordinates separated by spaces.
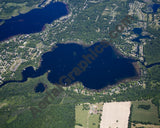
xmin=0 ymin=41 xmax=140 ymax=90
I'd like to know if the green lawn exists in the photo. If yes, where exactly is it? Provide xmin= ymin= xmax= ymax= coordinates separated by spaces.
xmin=75 ymin=105 xmax=88 ymax=128
xmin=89 ymin=114 xmax=100 ymax=128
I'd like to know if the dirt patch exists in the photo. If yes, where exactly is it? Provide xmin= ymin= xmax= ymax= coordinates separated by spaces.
xmin=100 ymin=102 xmax=131 ymax=128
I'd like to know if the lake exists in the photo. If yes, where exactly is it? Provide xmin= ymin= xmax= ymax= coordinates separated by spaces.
xmin=0 ymin=42 xmax=138 ymax=89
xmin=16 ymin=42 xmax=137 ymax=90
xmin=0 ymin=1 xmax=68 ymax=41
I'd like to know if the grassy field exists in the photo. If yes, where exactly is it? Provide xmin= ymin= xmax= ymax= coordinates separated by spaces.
xmin=75 ymin=103 xmax=103 ymax=128
xmin=131 ymin=100 xmax=160 ymax=124
xmin=75 ymin=105 xmax=88 ymax=128
xmin=88 ymin=114 xmax=100 ymax=128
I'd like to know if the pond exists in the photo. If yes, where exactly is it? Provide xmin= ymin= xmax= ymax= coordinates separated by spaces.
xmin=34 ymin=83 xmax=46 ymax=93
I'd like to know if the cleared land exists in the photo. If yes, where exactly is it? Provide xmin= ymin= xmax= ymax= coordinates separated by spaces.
xmin=131 ymin=100 xmax=160 ymax=124
xmin=75 ymin=103 xmax=103 ymax=128
xmin=10 ymin=59 xmax=25 ymax=71
xmin=100 ymin=102 xmax=131 ymax=128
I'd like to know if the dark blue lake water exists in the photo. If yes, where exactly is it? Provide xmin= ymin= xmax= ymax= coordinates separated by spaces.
xmin=0 ymin=42 xmax=138 ymax=89
xmin=0 ymin=2 xmax=68 ymax=41
xmin=19 ymin=42 xmax=137 ymax=90
xmin=132 ymin=28 xmax=150 ymax=43
xmin=152 ymin=4 xmax=160 ymax=13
